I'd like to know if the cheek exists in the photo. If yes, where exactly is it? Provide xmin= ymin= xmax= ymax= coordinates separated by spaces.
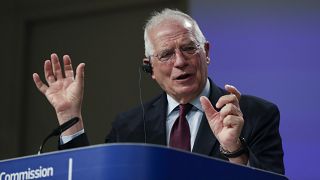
xmin=194 ymin=57 xmax=206 ymax=71
xmin=195 ymin=59 xmax=208 ymax=80
xmin=152 ymin=64 xmax=172 ymax=81
xmin=201 ymin=61 xmax=208 ymax=72
xmin=198 ymin=54 xmax=208 ymax=70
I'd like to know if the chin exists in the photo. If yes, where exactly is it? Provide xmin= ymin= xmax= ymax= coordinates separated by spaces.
xmin=175 ymin=86 xmax=200 ymax=98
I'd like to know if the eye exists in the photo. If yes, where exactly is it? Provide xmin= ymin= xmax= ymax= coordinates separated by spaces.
xmin=181 ymin=44 xmax=198 ymax=54
xmin=158 ymin=50 xmax=174 ymax=61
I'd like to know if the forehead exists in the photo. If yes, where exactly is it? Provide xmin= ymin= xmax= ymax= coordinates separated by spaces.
xmin=148 ymin=19 xmax=197 ymax=50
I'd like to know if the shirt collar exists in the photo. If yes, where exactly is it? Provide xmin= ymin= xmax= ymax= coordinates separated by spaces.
xmin=167 ymin=78 xmax=210 ymax=115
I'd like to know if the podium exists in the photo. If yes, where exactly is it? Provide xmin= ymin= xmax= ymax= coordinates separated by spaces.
xmin=0 ymin=144 xmax=287 ymax=180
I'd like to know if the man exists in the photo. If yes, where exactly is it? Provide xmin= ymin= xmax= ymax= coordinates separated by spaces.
xmin=33 ymin=9 xmax=284 ymax=174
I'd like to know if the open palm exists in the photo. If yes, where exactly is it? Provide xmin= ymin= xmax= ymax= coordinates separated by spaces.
xmin=33 ymin=53 xmax=85 ymax=126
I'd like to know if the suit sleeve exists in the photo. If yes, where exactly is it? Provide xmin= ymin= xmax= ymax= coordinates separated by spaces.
xmin=58 ymin=133 xmax=90 ymax=150
xmin=105 ymin=126 xmax=118 ymax=143
xmin=245 ymin=104 xmax=285 ymax=175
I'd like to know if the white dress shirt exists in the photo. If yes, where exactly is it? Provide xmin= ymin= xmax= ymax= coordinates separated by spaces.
xmin=166 ymin=79 xmax=210 ymax=150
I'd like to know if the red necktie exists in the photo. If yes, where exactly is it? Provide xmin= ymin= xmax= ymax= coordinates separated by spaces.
xmin=169 ymin=104 xmax=193 ymax=151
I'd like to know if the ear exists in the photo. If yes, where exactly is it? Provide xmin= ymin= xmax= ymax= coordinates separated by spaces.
xmin=204 ymin=41 xmax=210 ymax=58
xmin=142 ymin=57 xmax=149 ymax=64
xmin=204 ymin=41 xmax=211 ymax=64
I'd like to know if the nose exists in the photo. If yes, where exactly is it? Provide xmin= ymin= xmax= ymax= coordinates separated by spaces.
xmin=173 ymin=49 xmax=188 ymax=68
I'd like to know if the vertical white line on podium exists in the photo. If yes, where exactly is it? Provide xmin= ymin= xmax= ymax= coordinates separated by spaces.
xmin=68 ymin=158 xmax=73 ymax=180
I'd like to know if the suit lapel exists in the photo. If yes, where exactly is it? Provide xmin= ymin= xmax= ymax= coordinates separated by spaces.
xmin=192 ymin=79 xmax=228 ymax=155
xmin=143 ymin=79 xmax=228 ymax=154
xmin=145 ymin=92 xmax=167 ymax=146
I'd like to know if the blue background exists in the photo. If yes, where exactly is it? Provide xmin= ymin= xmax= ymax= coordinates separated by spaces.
xmin=190 ymin=0 xmax=320 ymax=179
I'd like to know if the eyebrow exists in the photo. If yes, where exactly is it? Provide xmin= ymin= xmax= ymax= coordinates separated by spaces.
xmin=159 ymin=40 xmax=197 ymax=50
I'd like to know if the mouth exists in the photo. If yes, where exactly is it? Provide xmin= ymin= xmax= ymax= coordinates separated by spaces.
xmin=174 ymin=73 xmax=192 ymax=80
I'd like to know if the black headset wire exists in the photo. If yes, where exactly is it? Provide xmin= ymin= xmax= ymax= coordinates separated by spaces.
xmin=138 ymin=66 xmax=147 ymax=143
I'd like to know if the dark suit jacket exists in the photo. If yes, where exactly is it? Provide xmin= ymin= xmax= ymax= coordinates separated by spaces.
xmin=60 ymin=79 xmax=285 ymax=174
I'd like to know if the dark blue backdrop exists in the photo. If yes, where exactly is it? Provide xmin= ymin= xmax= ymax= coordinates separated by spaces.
xmin=190 ymin=0 xmax=320 ymax=179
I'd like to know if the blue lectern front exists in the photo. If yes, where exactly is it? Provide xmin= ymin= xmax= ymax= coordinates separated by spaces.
xmin=0 ymin=144 xmax=287 ymax=180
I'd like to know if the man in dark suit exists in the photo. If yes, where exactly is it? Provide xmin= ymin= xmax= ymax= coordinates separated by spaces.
xmin=33 ymin=9 xmax=284 ymax=174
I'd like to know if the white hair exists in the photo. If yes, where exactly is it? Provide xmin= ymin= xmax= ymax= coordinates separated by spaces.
xmin=144 ymin=8 xmax=206 ymax=57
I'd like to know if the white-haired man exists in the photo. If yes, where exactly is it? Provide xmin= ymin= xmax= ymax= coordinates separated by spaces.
xmin=33 ymin=9 xmax=284 ymax=174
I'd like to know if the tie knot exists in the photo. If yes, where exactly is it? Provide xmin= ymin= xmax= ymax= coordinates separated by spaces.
xmin=179 ymin=103 xmax=193 ymax=116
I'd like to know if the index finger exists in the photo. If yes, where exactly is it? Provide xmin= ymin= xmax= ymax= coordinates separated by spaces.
xmin=200 ymin=96 xmax=218 ymax=118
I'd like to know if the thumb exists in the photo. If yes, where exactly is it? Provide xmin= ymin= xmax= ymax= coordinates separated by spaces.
xmin=225 ymin=84 xmax=241 ymax=101
xmin=200 ymin=96 xmax=218 ymax=119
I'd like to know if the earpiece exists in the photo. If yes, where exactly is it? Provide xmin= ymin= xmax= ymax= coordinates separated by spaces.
xmin=141 ymin=57 xmax=153 ymax=74
xmin=141 ymin=64 xmax=152 ymax=74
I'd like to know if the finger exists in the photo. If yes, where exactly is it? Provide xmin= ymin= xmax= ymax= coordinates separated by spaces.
xmin=223 ymin=115 xmax=244 ymax=129
xmin=225 ymin=84 xmax=241 ymax=101
xmin=63 ymin=55 xmax=74 ymax=79
xmin=220 ymin=103 xmax=243 ymax=120
xmin=216 ymin=94 xmax=239 ymax=109
xmin=51 ymin=53 xmax=64 ymax=80
xmin=44 ymin=60 xmax=55 ymax=84
xmin=200 ymin=96 xmax=219 ymax=120
xmin=200 ymin=96 xmax=222 ymax=135
xmin=33 ymin=73 xmax=48 ymax=94
xmin=75 ymin=63 xmax=85 ymax=87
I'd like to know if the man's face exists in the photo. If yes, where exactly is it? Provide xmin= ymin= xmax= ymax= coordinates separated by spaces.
xmin=148 ymin=19 xmax=210 ymax=104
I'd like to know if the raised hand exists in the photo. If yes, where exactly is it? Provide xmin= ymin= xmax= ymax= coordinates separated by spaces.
xmin=33 ymin=53 xmax=85 ymax=136
xmin=200 ymin=85 xmax=244 ymax=153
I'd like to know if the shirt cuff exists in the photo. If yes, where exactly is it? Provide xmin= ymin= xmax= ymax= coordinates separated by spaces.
xmin=60 ymin=129 xmax=85 ymax=145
